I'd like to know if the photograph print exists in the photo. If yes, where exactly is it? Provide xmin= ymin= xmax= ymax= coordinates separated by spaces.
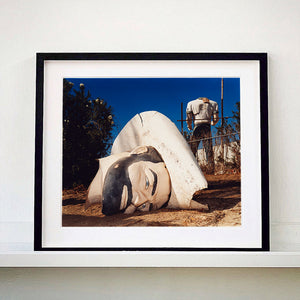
xmin=62 ymin=77 xmax=242 ymax=227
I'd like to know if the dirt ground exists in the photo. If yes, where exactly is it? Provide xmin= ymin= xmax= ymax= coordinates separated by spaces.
xmin=62 ymin=174 xmax=241 ymax=227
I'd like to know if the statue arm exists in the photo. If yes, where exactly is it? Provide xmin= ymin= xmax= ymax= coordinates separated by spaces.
xmin=211 ymin=113 xmax=219 ymax=126
xmin=186 ymin=112 xmax=194 ymax=130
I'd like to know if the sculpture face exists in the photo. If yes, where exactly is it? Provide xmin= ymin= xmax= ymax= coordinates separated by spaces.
xmin=101 ymin=147 xmax=171 ymax=216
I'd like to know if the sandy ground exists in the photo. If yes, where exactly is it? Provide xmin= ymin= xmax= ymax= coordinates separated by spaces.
xmin=62 ymin=174 xmax=241 ymax=227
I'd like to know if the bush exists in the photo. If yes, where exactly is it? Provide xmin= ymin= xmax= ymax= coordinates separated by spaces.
xmin=63 ymin=80 xmax=114 ymax=188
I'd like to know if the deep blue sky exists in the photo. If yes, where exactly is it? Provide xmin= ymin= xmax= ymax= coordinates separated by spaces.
xmin=66 ymin=77 xmax=240 ymax=139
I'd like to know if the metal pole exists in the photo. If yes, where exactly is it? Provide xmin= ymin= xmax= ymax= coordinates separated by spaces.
xmin=181 ymin=102 xmax=183 ymax=134
xmin=221 ymin=78 xmax=224 ymax=161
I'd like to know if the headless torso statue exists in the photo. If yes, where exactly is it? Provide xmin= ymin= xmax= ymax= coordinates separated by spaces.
xmin=186 ymin=97 xmax=219 ymax=174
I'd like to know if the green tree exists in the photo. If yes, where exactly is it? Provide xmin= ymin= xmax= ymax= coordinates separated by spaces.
xmin=63 ymin=80 xmax=114 ymax=188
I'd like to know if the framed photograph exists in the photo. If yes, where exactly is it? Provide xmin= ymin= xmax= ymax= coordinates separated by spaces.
xmin=34 ymin=53 xmax=269 ymax=251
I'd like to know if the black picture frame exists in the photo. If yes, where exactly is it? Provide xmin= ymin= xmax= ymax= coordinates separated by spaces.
xmin=34 ymin=53 xmax=269 ymax=251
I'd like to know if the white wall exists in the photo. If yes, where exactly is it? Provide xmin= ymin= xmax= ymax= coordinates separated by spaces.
xmin=1 ymin=0 xmax=300 ymax=298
